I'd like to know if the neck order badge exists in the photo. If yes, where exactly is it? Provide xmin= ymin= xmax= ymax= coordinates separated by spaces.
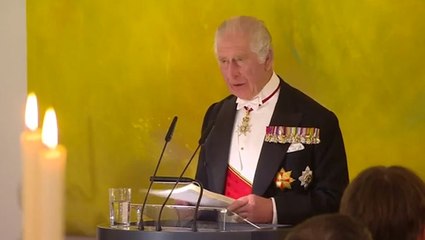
xmin=237 ymin=85 xmax=280 ymax=136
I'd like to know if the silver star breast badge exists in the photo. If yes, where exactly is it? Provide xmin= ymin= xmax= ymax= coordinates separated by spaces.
xmin=298 ymin=166 xmax=313 ymax=189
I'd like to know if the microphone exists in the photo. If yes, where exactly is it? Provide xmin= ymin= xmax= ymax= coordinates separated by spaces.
xmin=198 ymin=120 xmax=215 ymax=146
xmin=165 ymin=116 xmax=178 ymax=142
xmin=138 ymin=116 xmax=178 ymax=230
xmin=155 ymin=120 xmax=215 ymax=231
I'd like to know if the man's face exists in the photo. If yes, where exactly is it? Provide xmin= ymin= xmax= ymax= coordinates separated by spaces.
xmin=216 ymin=32 xmax=272 ymax=100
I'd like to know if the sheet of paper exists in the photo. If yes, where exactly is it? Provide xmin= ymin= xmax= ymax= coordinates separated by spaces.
xmin=150 ymin=183 xmax=234 ymax=207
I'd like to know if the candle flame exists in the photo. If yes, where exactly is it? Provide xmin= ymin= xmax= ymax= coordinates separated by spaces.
xmin=41 ymin=108 xmax=58 ymax=149
xmin=25 ymin=93 xmax=38 ymax=131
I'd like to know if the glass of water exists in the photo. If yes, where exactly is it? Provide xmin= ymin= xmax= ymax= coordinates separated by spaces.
xmin=109 ymin=188 xmax=131 ymax=228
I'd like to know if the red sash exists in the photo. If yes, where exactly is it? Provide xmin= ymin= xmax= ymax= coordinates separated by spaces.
xmin=224 ymin=166 xmax=252 ymax=199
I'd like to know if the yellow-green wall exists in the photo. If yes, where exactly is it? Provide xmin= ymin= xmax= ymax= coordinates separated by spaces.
xmin=27 ymin=0 xmax=425 ymax=236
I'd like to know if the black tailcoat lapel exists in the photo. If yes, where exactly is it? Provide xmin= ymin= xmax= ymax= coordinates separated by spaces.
xmin=204 ymin=98 xmax=236 ymax=193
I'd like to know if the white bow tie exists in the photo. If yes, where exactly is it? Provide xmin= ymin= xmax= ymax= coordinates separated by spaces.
xmin=236 ymin=97 xmax=262 ymax=111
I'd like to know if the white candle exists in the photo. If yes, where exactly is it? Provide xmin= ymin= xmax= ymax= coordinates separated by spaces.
xmin=39 ymin=108 xmax=67 ymax=240
xmin=20 ymin=93 xmax=42 ymax=240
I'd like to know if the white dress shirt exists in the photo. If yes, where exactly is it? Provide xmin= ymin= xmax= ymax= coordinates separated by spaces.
xmin=228 ymin=72 xmax=280 ymax=223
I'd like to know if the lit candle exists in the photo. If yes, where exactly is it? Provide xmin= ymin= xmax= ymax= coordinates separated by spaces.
xmin=39 ymin=108 xmax=67 ymax=240
xmin=20 ymin=93 xmax=42 ymax=240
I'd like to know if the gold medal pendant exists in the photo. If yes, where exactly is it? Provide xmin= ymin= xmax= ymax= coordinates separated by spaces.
xmin=237 ymin=107 xmax=253 ymax=136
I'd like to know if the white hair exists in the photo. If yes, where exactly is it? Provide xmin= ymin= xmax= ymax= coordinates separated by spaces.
xmin=214 ymin=16 xmax=272 ymax=63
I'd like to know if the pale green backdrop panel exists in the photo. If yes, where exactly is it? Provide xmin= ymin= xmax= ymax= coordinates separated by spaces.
xmin=27 ymin=0 xmax=425 ymax=236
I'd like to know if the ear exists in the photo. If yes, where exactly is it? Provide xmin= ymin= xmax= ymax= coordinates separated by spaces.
xmin=264 ymin=50 xmax=273 ymax=71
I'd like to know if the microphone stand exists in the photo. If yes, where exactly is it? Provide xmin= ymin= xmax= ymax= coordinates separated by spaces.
xmin=138 ymin=116 xmax=177 ymax=231
xmin=191 ymin=180 xmax=204 ymax=232
xmin=154 ymin=123 xmax=215 ymax=231
xmin=154 ymin=144 xmax=203 ymax=232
